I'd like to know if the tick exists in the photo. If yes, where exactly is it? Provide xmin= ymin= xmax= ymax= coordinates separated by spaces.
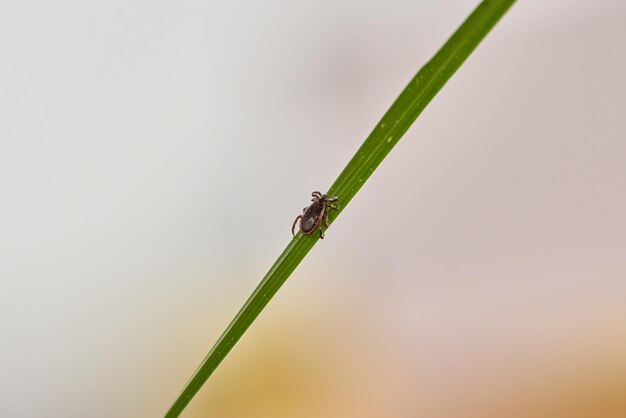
xmin=291 ymin=191 xmax=339 ymax=239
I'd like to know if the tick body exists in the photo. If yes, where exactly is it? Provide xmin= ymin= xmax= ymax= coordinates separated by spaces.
xmin=292 ymin=191 xmax=339 ymax=239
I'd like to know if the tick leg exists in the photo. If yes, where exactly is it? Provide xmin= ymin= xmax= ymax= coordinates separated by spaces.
xmin=324 ymin=212 xmax=330 ymax=228
xmin=312 ymin=191 xmax=322 ymax=198
xmin=291 ymin=215 xmax=302 ymax=236
xmin=328 ymin=204 xmax=339 ymax=210
xmin=326 ymin=196 xmax=338 ymax=202
xmin=319 ymin=227 xmax=325 ymax=239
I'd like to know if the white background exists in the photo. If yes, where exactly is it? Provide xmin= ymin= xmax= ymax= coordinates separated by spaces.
xmin=1 ymin=1 xmax=625 ymax=417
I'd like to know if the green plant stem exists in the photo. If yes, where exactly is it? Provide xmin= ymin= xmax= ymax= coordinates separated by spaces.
xmin=164 ymin=0 xmax=516 ymax=416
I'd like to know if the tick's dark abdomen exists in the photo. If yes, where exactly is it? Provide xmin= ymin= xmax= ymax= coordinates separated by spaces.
xmin=301 ymin=199 xmax=325 ymax=234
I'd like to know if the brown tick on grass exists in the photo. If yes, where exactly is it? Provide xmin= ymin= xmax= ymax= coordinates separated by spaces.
xmin=291 ymin=191 xmax=339 ymax=239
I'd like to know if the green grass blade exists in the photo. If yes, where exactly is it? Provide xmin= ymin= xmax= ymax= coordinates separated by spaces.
xmin=164 ymin=0 xmax=516 ymax=416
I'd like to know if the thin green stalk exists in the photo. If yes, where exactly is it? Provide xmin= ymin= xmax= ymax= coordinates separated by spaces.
xmin=164 ymin=0 xmax=516 ymax=416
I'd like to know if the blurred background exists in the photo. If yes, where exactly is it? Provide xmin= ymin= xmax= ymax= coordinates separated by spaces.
xmin=1 ymin=1 xmax=625 ymax=417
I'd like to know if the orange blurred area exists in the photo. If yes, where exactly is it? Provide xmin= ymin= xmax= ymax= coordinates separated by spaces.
xmin=178 ymin=300 xmax=626 ymax=418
